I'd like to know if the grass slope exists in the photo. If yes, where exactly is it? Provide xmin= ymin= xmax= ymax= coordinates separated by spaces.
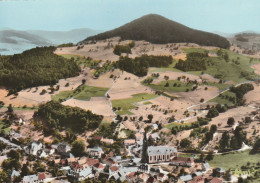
xmin=144 ymin=80 xmax=194 ymax=93
xmin=112 ymin=93 xmax=157 ymax=115
xmin=209 ymin=150 xmax=260 ymax=170
xmin=51 ymin=84 xmax=108 ymax=101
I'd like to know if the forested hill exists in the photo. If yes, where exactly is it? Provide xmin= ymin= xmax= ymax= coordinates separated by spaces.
xmin=0 ymin=46 xmax=80 ymax=94
xmin=80 ymin=14 xmax=230 ymax=49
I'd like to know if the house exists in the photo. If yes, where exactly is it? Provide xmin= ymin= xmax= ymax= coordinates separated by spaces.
xmin=126 ymin=172 xmax=138 ymax=182
xmin=147 ymin=146 xmax=177 ymax=163
xmin=152 ymin=124 xmax=158 ymax=130
xmin=180 ymin=174 xmax=193 ymax=183
xmin=38 ymin=173 xmax=46 ymax=182
xmin=57 ymin=143 xmax=71 ymax=154
xmin=171 ymin=157 xmax=194 ymax=167
xmin=209 ymin=177 xmax=223 ymax=183
xmin=23 ymin=174 xmax=38 ymax=183
xmin=124 ymin=139 xmax=136 ymax=146
xmin=135 ymin=133 xmax=143 ymax=141
xmin=203 ymin=162 xmax=211 ymax=172
xmin=93 ymin=163 xmax=104 ymax=172
xmin=109 ymin=166 xmax=119 ymax=175
xmin=11 ymin=169 xmax=20 ymax=179
xmin=157 ymin=173 xmax=168 ymax=182
xmin=87 ymin=146 xmax=103 ymax=158
xmin=93 ymin=136 xmax=103 ymax=141
xmin=24 ymin=141 xmax=43 ymax=156
xmin=68 ymin=164 xmax=93 ymax=181
xmin=148 ymin=132 xmax=160 ymax=141
xmin=101 ymin=138 xmax=114 ymax=144
xmin=188 ymin=176 xmax=204 ymax=183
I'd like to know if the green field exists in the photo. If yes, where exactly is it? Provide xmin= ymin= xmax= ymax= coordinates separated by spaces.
xmin=52 ymin=84 xmax=108 ymax=101
xmin=209 ymin=150 xmax=260 ymax=170
xmin=0 ymin=120 xmax=10 ymax=134
xmin=112 ymin=93 xmax=157 ymax=115
xmin=60 ymin=54 xmax=101 ymax=67
xmin=164 ymin=122 xmax=191 ymax=130
xmin=144 ymin=80 xmax=194 ymax=93
xmin=210 ymin=90 xmax=236 ymax=105
xmin=206 ymin=82 xmax=231 ymax=91
xmin=51 ymin=90 xmax=74 ymax=102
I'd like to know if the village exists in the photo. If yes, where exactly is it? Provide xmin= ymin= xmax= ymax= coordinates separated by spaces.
xmin=0 ymin=111 xmax=237 ymax=183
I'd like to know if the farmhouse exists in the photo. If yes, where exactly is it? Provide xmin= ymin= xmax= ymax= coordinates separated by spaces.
xmin=171 ymin=157 xmax=194 ymax=167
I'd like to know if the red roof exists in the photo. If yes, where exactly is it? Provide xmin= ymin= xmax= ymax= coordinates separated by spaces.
xmin=210 ymin=178 xmax=222 ymax=183
xmin=94 ymin=163 xmax=104 ymax=169
xmin=126 ymin=172 xmax=137 ymax=178
xmin=110 ymin=166 xmax=119 ymax=172
xmin=71 ymin=162 xmax=83 ymax=170
xmin=38 ymin=173 xmax=46 ymax=180
xmin=86 ymin=158 xmax=99 ymax=166
xmin=93 ymin=136 xmax=103 ymax=140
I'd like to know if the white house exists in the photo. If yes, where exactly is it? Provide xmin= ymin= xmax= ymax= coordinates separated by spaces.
xmin=24 ymin=141 xmax=43 ymax=156
xmin=87 ymin=146 xmax=103 ymax=158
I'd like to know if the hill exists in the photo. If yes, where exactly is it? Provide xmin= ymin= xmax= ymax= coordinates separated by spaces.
xmin=229 ymin=32 xmax=260 ymax=51
xmin=0 ymin=46 xmax=79 ymax=93
xmin=80 ymin=14 xmax=230 ymax=48
xmin=0 ymin=28 xmax=102 ymax=55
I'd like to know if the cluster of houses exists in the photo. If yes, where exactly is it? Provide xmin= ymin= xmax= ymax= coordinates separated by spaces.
xmin=15 ymin=130 xmax=225 ymax=183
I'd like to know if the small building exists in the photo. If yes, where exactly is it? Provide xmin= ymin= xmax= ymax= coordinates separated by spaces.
xmin=124 ymin=139 xmax=136 ymax=146
xmin=87 ymin=146 xmax=103 ymax=158
xmin=180 ymin=174 xmax=192 ymax=183
xmin=24 ymin=141 xmax=43 ymax=156
xmin=57 ymin=143 xmax=71 ymax=154
xmin=23 ymin=174 xmax=38 ymax=183
xmin=101 ymin=138 xmax=114 ymax=144
xmin=171 ymin=157 xmax=194 ymax=167
xmin=148 ymin=133 xmax=160 ymax=142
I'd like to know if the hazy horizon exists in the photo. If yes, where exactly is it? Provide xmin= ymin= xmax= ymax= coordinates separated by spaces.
xmin=0 ymin=0 xmax=260 ymax=34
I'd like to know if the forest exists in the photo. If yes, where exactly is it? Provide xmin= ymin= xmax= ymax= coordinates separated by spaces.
xmin=34 ymin=101 xmax=103 ymax=134
xmin=116 ymin=55 xmax=173 ymax=76
xmin=175 ymin=52 xmax=208 ymax=71
xmin=0 ymin=47 xmax=80 ymax=94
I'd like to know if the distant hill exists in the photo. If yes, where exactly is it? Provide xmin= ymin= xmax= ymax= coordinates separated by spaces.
xmin=80 ymin=14 xmax=230 ymax=49
xmin=229 ymin=32 xmax=260 ymax=50
xmin=0 ymin=28 xmax=101 ymax=55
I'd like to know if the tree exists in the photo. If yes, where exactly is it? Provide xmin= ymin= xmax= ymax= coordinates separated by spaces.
xmin=0 ymin=101 xmax=4 ymax=108
xmin=206 ymin=151 xmax=214 ymax=161
xmin=8 ymin=104 xmax=13 ymax=113
xmin=21 ymin=164 xmax=30 ymax=177
xmin=219 ymin=131 xmax=230 ymax=150
xmin=251 ymin=138 xmax=260 ymax=154
xmin=71 ymin=140 xmax=86 ymax=157
xmin=147 ymin=114 xmax=153 ymax=123
xmin=141 ymin=131 xmax=149 ymax=163
xmin=82 ymin=79 xmax=86 ymax=84
xmin=180 ymin=138 xmax=191 ymax=149
xmin=227 ymin=117 xmax=235 ymax=126
xmin=7 ymin=150 xmax=21 ymax=160
xmin=0 ymin=172 xmax=9 ymax=182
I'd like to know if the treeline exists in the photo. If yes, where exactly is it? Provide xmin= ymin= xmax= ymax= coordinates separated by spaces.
xmin=175 ymin=52 xmax=208 ymax=71
xmin=230 ymin=83 xmax=254 ymax=106
xmin=115 ymin=55 xmax=173 ymax=77
xmin=0 ymin=47 xmax=80 ymax=94
xmin=113 ymin=41 xmax=135 ymax=56
xmin=34 ymin=101 xmax=103 ymax=134
xmin=57 ymin=43 xmax=74 ymax=47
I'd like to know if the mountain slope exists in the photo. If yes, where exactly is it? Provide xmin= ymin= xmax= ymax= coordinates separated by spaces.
xmin=80 ymin=14 xmax=230 ymax=48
